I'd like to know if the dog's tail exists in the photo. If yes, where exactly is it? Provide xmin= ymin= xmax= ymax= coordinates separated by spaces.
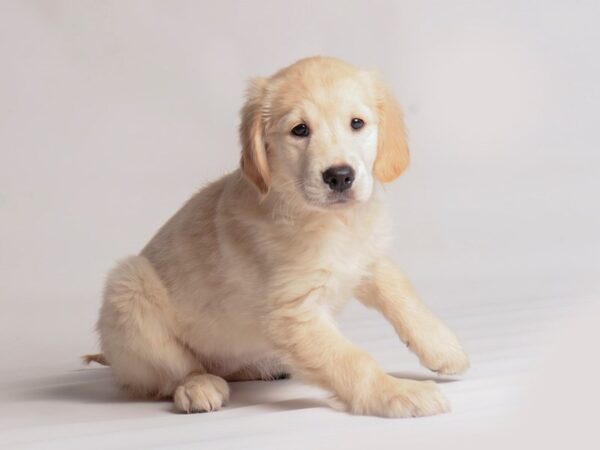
xmin=82 ymin=353 xmax=109 ymax=366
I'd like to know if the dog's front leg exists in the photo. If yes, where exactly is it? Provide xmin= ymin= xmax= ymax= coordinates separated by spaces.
xmin=267 ymin=290 xmax=449 ymax=417
xmin=355 ymin=258 xmax=470 ymax=375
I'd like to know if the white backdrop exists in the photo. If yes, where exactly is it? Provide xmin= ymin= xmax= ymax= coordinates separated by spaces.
xmin=1 ymin=2 xmax=599 ymax=446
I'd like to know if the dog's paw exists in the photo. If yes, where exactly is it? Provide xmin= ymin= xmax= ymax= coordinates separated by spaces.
xmin=173 ymin=374 xmax=229 ymax=413
xmin=385 ymin=379 xmax=450 ymax=417
xmin=409 ymin=321 xmax=470 ymax=375
xmin=345 ymin=376 xmax=449 ymax=418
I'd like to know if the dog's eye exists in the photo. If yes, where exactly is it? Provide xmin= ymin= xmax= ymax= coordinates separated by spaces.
xmin=350 ymin=118 xmax=364 ymax=130
xmin=291 ymin=123 xmax=310 ymax=137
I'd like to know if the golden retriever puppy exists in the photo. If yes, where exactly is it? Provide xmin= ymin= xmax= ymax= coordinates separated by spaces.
xmin=93 ymin=56 xmax=469 ymax=417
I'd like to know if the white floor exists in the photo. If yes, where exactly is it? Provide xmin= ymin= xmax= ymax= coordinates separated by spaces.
xmin=2 ymin=288 xmax=597 ymax=450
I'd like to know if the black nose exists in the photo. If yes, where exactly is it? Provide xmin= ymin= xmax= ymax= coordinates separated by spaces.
xmin=322 ymin=165 xmax=355 ymax=192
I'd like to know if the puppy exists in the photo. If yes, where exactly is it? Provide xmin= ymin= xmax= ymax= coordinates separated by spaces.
xmin=92 ymin=56 xmax=469 ymax=417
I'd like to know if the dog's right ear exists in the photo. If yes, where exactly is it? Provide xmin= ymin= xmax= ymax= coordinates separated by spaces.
xmin=239 ymin=77 xmax=270 ymax=196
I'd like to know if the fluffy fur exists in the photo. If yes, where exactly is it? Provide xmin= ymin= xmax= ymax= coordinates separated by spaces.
xmin=92 ymin=57 xmax=469 ymax=417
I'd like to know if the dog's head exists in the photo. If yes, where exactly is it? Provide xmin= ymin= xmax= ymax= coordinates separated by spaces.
xmin=240 ymin=57 xmax=409 ymax=210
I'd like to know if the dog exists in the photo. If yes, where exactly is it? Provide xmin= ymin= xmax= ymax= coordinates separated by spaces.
xmin=88 ymin=56 xmax=469 ymax=417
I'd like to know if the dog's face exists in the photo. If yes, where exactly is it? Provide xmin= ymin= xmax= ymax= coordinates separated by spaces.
xmin=268 ymin=73 xmax=379 ymax=208
xmin=240 ymin=57 xmax=409 ymax=210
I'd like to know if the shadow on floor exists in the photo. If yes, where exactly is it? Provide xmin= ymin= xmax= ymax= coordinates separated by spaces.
xmin=12 ymin=367 xmax=139 ymax=404
xmin=10 ymin=366 xmax=456 ymax=412
xmin=388 ymin=371 xmax=459 ymax=383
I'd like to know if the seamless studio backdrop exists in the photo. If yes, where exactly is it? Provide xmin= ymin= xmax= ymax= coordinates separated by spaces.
xmin=1 ymin=1 xmax=599 ymax=449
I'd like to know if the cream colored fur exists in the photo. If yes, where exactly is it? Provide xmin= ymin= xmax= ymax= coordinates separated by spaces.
xmin=94 ymin=57 xmax=469 ymax=417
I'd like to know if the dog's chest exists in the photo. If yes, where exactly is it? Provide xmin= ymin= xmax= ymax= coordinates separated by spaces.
xmin=318 ymin=227 xmax=374 ymax=305
xmin=275 ymin=213 xmax=385 ymax=311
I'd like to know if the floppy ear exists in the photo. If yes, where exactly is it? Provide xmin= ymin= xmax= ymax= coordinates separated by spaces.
xmin=239 ymin=77 xmax=270 ymax=195
xmin=373 ymin=81 xmax=410 ymax=183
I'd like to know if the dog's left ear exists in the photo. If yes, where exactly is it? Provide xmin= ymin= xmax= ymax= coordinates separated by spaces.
xmin=372 ymin=78 xmax=410 ymax=183
xmin=239 ymin=77 xmax=270 ymax=196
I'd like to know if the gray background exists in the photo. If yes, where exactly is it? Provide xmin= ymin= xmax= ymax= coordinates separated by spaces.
xmin=1 ymin=0 xmax=599 ymax=373
xmin=1 ymin=2 xmax=600 ymax=448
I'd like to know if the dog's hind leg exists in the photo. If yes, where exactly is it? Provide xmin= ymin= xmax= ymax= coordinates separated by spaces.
xmin=98 ymin=255 xmax=229 ymax=412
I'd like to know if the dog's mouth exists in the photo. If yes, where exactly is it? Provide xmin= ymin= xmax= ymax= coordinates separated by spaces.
xmin=296 ymin=179 xmax=358 ymax=211
xmin=304 ymin=190 xmax=356 ymax=210
xmin=327 ymin=191 xmax=354 ymax=204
